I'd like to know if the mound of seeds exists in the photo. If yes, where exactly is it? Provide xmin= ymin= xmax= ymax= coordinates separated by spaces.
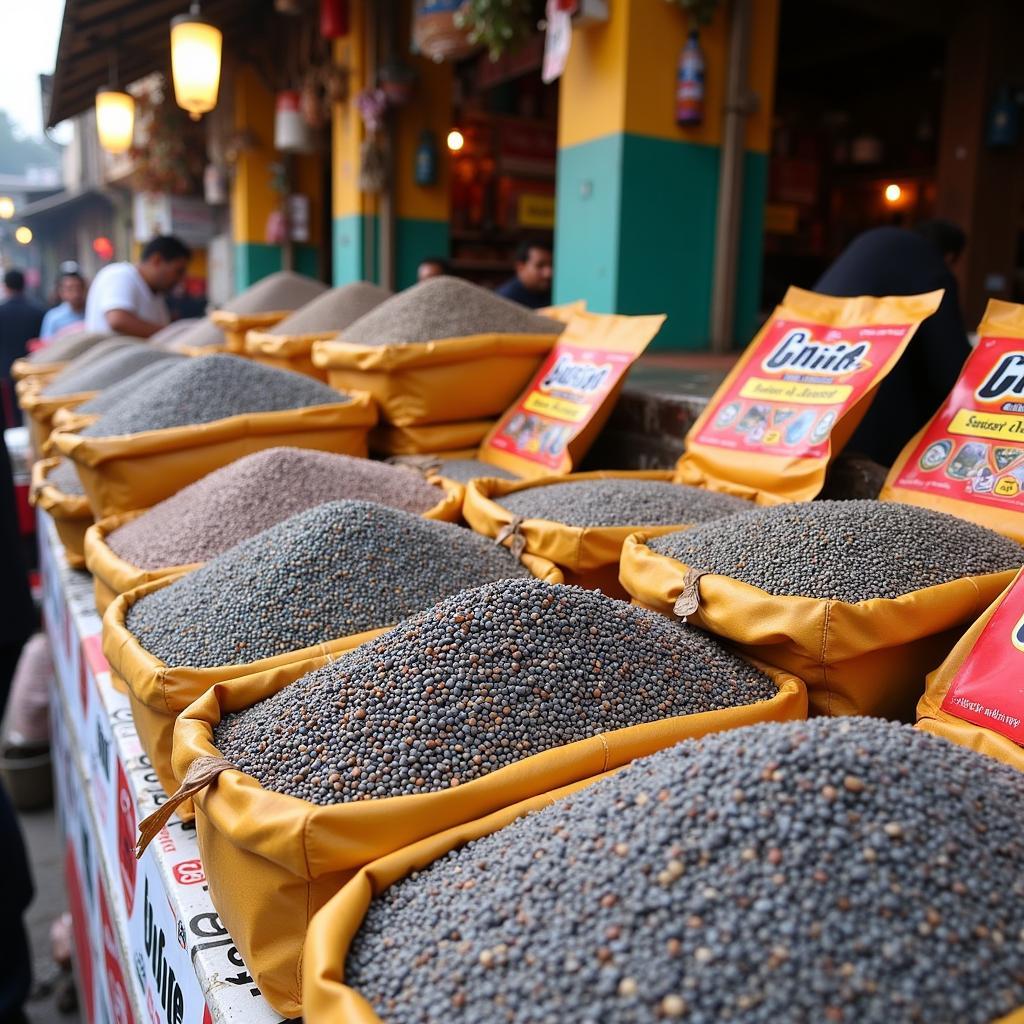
xmin=342 ymin=277 xmax=563 ymax=347
xmin=81 ymin=354 xmax=345 ymax=437
xmin=497 ymin=478 xmax=750 ymax=527
xmin=106 ymin=448 xmax=447 ymax=569
xmin=214 ymin=578 xmax=777 ymax=803
xmin=24 ymin=330 xmax=111 ymax=364
xmin=268 ymin=282 xmax=391 ymax=336
xmin=649 ymin=499 xmax=1024 ymax=602
xmin=125 ymin=500 xmax=530 ymax=667
xmin=149 ymin=318 xmax=203 ymax=348
xmin=41 ymin=345 xmax=178 ymax=397
xmin=346 ymin=717 xmax=1024 ymax=1024
xmin=432 ymin=458 xmax=520 ymax=483
xmin=73 ymin=361 xmax=185 ymax=418
xmin=39 ymin=336 xmax=141 ymax=380
xmin=155 ymin=317 xmax=224 ymax=351
xmin=47 ymin=459 xmax=84 ymax=497
xmin=217 ymin=269 xmax=327 ymax=315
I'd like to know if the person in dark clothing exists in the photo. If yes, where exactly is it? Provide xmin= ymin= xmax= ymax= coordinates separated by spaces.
xmin=0 ymin=432 xmax=37 ymax=1024
xmin=814 ymin=222 xmax=970 ymax=467
xmin=496 ymin=241 xmax=553 ymax=309
xmin=0 ymin=270 xmax=44 ymax=430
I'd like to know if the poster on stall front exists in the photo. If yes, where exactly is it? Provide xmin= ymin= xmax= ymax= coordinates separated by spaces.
xmin=676 ymin=286 xmax=943 ymax=504
xmin=882 ymin=299 xmax=1024 ymax=541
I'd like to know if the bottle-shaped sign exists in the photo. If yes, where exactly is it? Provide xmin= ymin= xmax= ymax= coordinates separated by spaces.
xmin=676 ymin=30 xmax=705 ymax=126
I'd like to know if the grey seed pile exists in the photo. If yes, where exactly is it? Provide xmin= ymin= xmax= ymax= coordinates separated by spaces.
xmin=268 ymin=282 xmax=391 ymax=335
xmin=24 ymin=330 xmax=111 ymax=364
xmin=497 ymin=479 xmax=750 ymax=528
xmin=41 ymin=345 xmax=178 ymax=397
xmin=106 ymin=447 xmax=446 ymax=569
xmin=347 ymin=718 xmax=1024 ymax=1024
xmin=155 ymin=317 xmax=223 ymax=351
xmin=649 ymin=499 xmax=1024 ymax=602
xmin=432 ymin=458 xmax=520 ymax=483
xmin=149 ymin=318 xmax=203 ymax=348
xmin=81 ymin=354 xmax=345 ymax=438
xmin=214 ymin=578 xmax=776 ymax=803
xmin=74 ymin=360 xmax=185 ymax=417
xmin=39 ymin=336 xmax=141 ymax=383
xmin=47 ymin=459 xmax=84 ymax=497
xmin=342 ymin=277 xmax=563 ymax=347
xmin=217 ymin=269 xmax=327 ymax=315
xmin=124 ymin=500 xmax=529 ymax=668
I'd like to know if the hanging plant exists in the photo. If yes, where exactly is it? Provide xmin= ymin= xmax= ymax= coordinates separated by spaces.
xmin=664 ymin=0 xmax=721 ymax=28
xmin=130 ymin=78 xmax=204 ymax=195
xmin=454 ymin=0 xmax=535 ymax=61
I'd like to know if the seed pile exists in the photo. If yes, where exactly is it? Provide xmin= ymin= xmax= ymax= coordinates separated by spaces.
xmin=39 ymin=336 xmax=140 ymax=382
xmin=24 ymin=330 xmax=111 ymax=364
xmin=497 ymin=479 xmax=750 ymax=527
xmin=217 ymin=269 xmax=327 ymax=315
xmin=342 ymin=277 xmax=563 ymax=347
xmin=41 ymin=345 xmax=178 ymax=396
xmin=214 ymin=578 xmax=777 ymax=803
xmin=81 ymin=354 xmax=345 ymax=437
xmin=155 ymin=318 xmax=223 ymax=351
xmin=125 ymin=500 xmax=530 ymax=667
xmin=649 ymin=499 xmax=1024 ymax=602
xmin=47 ymin=459 xmax=84 ymax=497
xmin=347 ymin=717 xmax=1024 ymax=1024
xmin=268 ymin=282 xmax=391 ymax=336
xmin=432 ymin=458 xmax=520 ymax=483
xmin=149 ymin=319 xmax=203 ymax=348
xmin=74 ymin=361 xmax=185 ymax=418
xmin=106 ymin=448 xmax=446 ymax=569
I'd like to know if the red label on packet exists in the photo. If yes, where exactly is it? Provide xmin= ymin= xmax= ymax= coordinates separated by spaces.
xmin=890 ymin=336 xmax=1024 ymax=511
xmin=942 ymin=571 xmax=1024 ymax=746
xmin=485 ymin=343 xmax=635 ymax=472
xmin=692 ymin=320 xmax=914 ymax=459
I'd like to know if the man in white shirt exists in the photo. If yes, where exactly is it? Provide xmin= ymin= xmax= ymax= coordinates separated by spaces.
xmin=84 ymin=235 xmax=191 ymax=338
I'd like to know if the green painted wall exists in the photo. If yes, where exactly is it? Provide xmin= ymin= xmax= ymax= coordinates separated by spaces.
xmin=554 ymin=132 xmax=769 ymax=350
xmin=234 ymin=242 xmax=320 ymax=292
xmin=396 ymin=218 xmax=450 ymax=290
xmin=333 ymin=214 xmax=380 ymax=286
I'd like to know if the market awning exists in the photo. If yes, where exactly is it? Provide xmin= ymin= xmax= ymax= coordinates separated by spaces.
xmin=15 ymin=187 xmax=113 ymax=222
xmin=47 ymin=0 xmax=269 ymax=128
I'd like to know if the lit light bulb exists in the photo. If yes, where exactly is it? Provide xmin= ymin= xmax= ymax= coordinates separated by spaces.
xmin=884 ymin=183 xmax=902 ymax=203
xmin=0 ymin=197 xmax=14 ymax=219
xmin=15 ymin=226 xmax=33 ymax=245
xmin=446 ymin=129 xmax=465 ymax=153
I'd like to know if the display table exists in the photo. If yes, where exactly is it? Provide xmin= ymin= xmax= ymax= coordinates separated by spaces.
xmin=40 ymin=510 xmax=287 ymax=1024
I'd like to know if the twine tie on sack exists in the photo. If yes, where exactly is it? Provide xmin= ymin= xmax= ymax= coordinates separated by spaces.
xmin=494 ymin=515 xmax=527 ymax=562
xmin=673 ymin=568 xmax=708 ymax=620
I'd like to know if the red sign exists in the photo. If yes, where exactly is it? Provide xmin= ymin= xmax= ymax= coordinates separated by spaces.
xmin=117 ymin=760 xmax=137 ymax=915
xmin=65 ymin=841 xmax=97 ymax=1024
xmin=692 ymin=320 xmax=914 ymax=459
xmin=891 ymin=336 xmax=1024 ymax=511
xmin=486 ymin=343 xmax=635 ymax=472
xmin=942 ymin=571 xmax=1024 ymax=745
xmin=172 ymin=859 xmax=206 ymax=886
xmin=100 ymin=875 xmax=136 ymax=1024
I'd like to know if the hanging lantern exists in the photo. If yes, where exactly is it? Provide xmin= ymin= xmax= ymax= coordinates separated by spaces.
xmin=274 ymin=91 xmax=315 ymax=153
xmin=95 ymin=88 xmax=135 ymax=154
xmin=170 ymin=3 xmax=223 ymax=121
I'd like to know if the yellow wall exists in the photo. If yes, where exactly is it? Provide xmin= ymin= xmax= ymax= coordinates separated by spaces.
xmin=332 ymin=5 xmax=371 ymax=222
xmin=231 ymin=64 xmax=278 ymax=244
xmin=559 ymin=0 xmax=778 ymax=153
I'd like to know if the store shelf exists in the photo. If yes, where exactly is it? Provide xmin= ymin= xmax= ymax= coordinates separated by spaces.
xmin=41 ymin=511 xmax=288 ymax=1024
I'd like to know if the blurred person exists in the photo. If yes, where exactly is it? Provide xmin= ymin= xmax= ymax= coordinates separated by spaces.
xmin=0 ymin=270 xmax=44 ymax=429
xmin=813 ymin=220 xmax=970 ymax=467
xmin=84 ymin=235 xmax=191 ymax=338
xmin=496 ymin=241 xmax=553 ymax=309
xmin=417 ymin=257 xmax=449 ymax=282
xmin=39 ymin=268 xmax=86 ymax=339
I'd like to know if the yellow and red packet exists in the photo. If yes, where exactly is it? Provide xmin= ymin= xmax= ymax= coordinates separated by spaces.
xmin=675 ymin=287 xmax=943 ymax=503
xmin=882 ymin=299 xmax=1024 ymax=541
xmin=477 ymin=310 xmax=665 ymax=479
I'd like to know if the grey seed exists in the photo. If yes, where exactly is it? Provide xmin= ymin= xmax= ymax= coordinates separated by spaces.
xmin=106 ymin=447 xmax=447 ymax=569
xmin=346 ymin=718 xmax=1024 ymax=1024
xmin=435 ymin=459 xmax=520 ymax=484
xmin=81 ymin=354 xmax=346 ymax=438
xmin=268 ymin=282 xmax=391 ymax=336
xmin=74 ymin=360 xmax=186 ymax=417
xmin=649 ymin=500 xmax=1024 ymax=602
xmin=341 ymin=277 xmax=563 ymax=347
xmin=47 ymin=458 xmax=85 ymax=497
xmin=125 ymin=499 xmax=529 ymax=668
xmin=497 ymin=479 xmax=750 ymax=528
xmin=214 ymin=578 xmax=776 ymax=804
xmin=41 ymin=344 xmax=181 ymax=396
xmin=23 ymin=330 xmax=111 ymax=364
